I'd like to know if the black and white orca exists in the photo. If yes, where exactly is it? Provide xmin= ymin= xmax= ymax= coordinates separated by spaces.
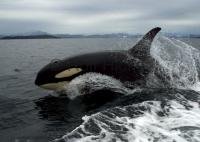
xmin=35 ymin=27 xmax=161 ymax=91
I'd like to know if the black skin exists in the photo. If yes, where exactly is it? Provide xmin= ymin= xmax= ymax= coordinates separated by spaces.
xmin=35 ymin=51 xmax=151 ymax=86
xmin=35 ymin=27 xmax=161 ymax=86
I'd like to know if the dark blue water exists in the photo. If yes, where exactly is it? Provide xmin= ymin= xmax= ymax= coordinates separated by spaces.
xmin=0 ymin=37 xmax=200 ymax=142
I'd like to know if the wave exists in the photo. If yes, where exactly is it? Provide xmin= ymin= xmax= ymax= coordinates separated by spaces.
xmin=54 ymin=89 xmax=200 ymax=142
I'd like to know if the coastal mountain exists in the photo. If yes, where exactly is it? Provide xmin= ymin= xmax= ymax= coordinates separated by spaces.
xmin=0 ymin=31 xmax=200 ymax=40
xmin=1 ymin=35 xmax=59 ymax=40
xmin=0 ymin=32 xmax=135 ymax=39
xmin=1 ymin=31 xmax=58 ymax=39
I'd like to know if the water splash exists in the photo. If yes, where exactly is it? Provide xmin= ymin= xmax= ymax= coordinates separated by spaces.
xmin=65 ymin=73 xmax=132 ymax=99
xmin=150 ymin=36 xmax=200 ymax=89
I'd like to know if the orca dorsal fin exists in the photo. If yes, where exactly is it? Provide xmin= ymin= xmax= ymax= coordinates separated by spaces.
xmin=129 ymin=27 xmax=161 ymax=60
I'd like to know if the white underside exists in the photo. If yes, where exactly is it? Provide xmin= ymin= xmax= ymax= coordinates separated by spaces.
xmin=40 ymin=81 xmax=69 ymax=91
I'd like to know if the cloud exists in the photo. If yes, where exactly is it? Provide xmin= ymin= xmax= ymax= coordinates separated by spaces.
xmin=0 ymin=0 xmax=200 ymax=34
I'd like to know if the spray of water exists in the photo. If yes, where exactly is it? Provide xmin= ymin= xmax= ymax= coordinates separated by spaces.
xmin=150 ymin=36 xmax=200 ymax=89
xmin=65 ymin=73 xmax=132 ymax=99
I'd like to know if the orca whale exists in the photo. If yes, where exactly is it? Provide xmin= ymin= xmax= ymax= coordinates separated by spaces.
xmin=35 ymin=27 xmax=161 ymax=91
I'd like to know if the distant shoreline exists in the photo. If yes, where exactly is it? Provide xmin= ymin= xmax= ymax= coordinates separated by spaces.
xmin=0 ymin=35 xmax=59 ymax=40
xmin=0 ymin=34 xmax=200 ymax=40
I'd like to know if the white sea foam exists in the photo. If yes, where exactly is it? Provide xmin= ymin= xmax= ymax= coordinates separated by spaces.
xmin=60 ymin=98 xmax=200 ymax=142
xmin=65 ymin=73 xmax=131 ymax=99
xmin=190 ymin=82 xmax=200 ymax=92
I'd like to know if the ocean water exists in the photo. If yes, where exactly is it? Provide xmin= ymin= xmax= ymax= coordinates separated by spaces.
xmin=0 ymin=37 xmax=200 ymax=142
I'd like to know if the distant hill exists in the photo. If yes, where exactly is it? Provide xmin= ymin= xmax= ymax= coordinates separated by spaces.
xmin=1 ymin=35 xmax=59 ymax=40
xmin=0 ymin=33 xmax=136 ymax=40
xmin=0 ymin=31 xmax=59 ymax=40
xmin=20 ymin=31 xmax=50 ymax=36
xmin=0 ymin=31 xmax=200 ymax=40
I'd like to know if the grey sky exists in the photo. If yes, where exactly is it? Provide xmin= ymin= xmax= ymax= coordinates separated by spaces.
xmin=0 ymin=0 xmax=199 ymax=34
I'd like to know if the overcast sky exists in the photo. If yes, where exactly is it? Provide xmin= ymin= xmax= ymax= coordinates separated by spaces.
xmin=0 ymin=0 xmax=199 ymax=34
